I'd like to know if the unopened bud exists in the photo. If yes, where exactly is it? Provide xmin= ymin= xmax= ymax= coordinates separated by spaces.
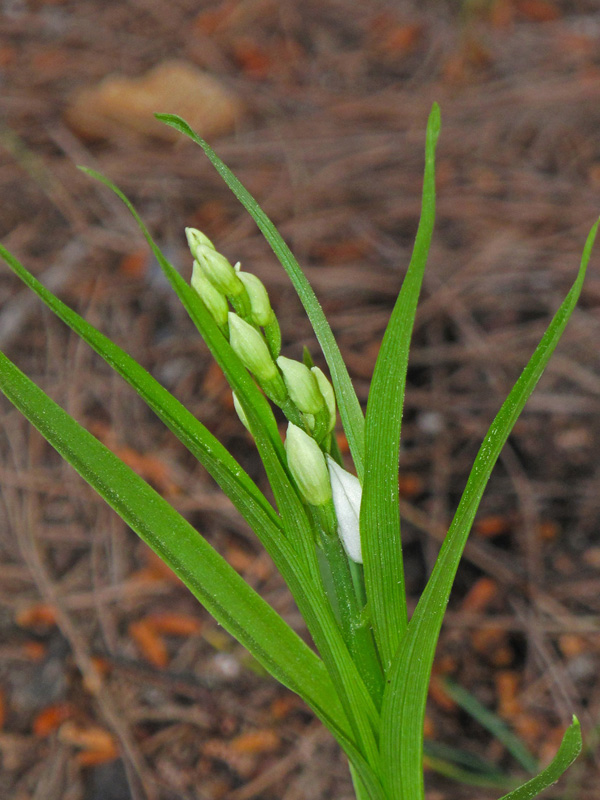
xmin=191 ymin=260 xmax=229 ymax=327
xmin=285 ymin=423 xmax=332 ymax=506
xmin=237 ymin=271 xmax=274 ymax=327
xmin=326 ymin=456 xmax=362 ymax=563
xmin=185 ymin=227 xmax=215 ymax=254
xmin=228 ymin=313 xmax=277 ymax=382
xmin=276 ymin=356 xmax=324 ymax=415
xmin=311 ymin=367 xmax=336 ymax=433
xmin=196 ymin=245 xmax=244 ymax=298
xmin=232 ymin=392 xmax=251 ymax=433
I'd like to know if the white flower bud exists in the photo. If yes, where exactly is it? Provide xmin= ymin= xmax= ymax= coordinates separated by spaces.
xmin=237 ymin=271 xmax=274 ymax=327
xmin=191 ymin=260 xmax=229 ymax=327
xmin=186 ymin=227 xmax=216 ymax=255
xmin=276 ymin=356 xmax=324 ymax=414
xmin=285 ymin=423 xmax=332 ymax=506
xmin=326 ymin=456 xmax=362 ymax=563
xmin=196 ymin=245 xmax=244 ymax=297
xmin=228 ymin=313 xmax=277 ymax=382
xmin=311 ymin=367 xmax=336 ymax=433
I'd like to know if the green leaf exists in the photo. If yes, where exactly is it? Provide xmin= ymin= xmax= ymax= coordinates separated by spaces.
xmin=72 ymin=172 xmax=382 ymax=768
xmin=497 ymin=717 xmax=582 ymax=800
xmin=361 ymin=102 xmax=440 ymax=670
xmin=0 ymin=345 xmax=387 ymax=797
xmin=0 ymin=243 xmax=282 ymax=539
xmin=380 ymin=219 xmax=598 ymax=800
xmin=0 ymin=246 xmax=347 ymax=724
xmin=0 ymin=349 xmax=348 ymax=739
xmin=423 ymin=740 xmax=512 ymax=789
xmin=78 ymin=167 xmax=314 ymax=564
xmin=442 ymin=678 xmax=538 ymax=773
xmin=154 ymin=112 xmax=367 ymax=482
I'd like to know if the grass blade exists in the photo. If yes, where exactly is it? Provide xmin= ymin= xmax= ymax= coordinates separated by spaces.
xmin=154 ymin=113 xmax=367 ymax=481
xmin=79 ymin=167 xmax=316 ymax=561
xmin=380 ymin=219 xmax=598 ymax=800
xmin=361 ymin=102 xmax=440 ymax=669
xmin=0 ymin=349 xmax=348 ymax=738
xmin=0 ymin=347 xmax=390 ymax=792
xmin=443 ymin=679 xmax=538 ymax=773
xmin=73 ymin=171 xmax=383 ymax=766
xmin=497 ymin=717 xmax=582 ymax=800
xmin=423 ymin=740 xmax=512 ymax=789
xmin=0 ymin=243 xmax=282 ymax=538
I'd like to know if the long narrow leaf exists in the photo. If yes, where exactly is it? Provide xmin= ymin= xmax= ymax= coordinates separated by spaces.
xmin=0 ymin=347 xmax=391 ymax=792
xmin=497 ymin=717 xmax=581 ymax=800
xmin=0 ymin=243 xmax=282 ymax=537
xmin=0 ymin=245 xmax=358 ymax=738
xmin=380 ymin=220 xmax=598 ymax=800
xmin=79 ymin=168 xmax=315 ymax=563
xmin=0 ymin=349 xmax=346 ymax=739
xmin=154 ymin=113 xmax=367 ymax=481
xmin=361 ymin=102 xmax=440 ymax=669
xmin=74 ymin=172 xmax=382 ymax=766
xmin=443 ymin=679 xmax=538 ymax=773
xmin=1 ymin=317 xmax=386 ymax=791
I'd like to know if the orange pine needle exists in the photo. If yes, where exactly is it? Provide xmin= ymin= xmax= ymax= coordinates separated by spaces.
xmin=129 ymin=620 xmax=169 ymax=669
xmin=16 ymin=603 xmax=57 ymax=629
xmin=230 ymin=729 xmax=280 ymax=755
xmin=460 ymin=577 xmax=498 ymax=613
xmin=144 ymin=612 xmax=203 ymax=637
xmin=33 ymin=703 xmax=74 ymax=737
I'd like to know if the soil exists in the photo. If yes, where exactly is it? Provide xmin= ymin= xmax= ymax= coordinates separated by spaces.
xmin=1 ymin=1 xmax=600 ymax=799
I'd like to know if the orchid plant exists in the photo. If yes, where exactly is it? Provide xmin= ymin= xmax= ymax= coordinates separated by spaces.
xmin=0 ymin=104 xmax=596 ymax=799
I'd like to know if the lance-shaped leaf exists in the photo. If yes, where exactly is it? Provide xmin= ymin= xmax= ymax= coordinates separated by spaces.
xmin=497 ymin=717 xmax=581 ymax=800
xmin=0 ymin=244 xmax=358 ymax=733
xmin=0 ymin=348 xmax=391 ymax=793
xmin=154 ymin=112 xmax=367 ymax=482
xmin=0 ymin=243 xmax=281 ymax=538
xmin=380 ymin=219 xmax=598 ymax=800
xmin=78 ymin=168 xmax=314 ymax=563
xmin=361 ymin=102 xmax=440 ymax=670
xmin=72 ymin=172 xmax=382 ymax=766
xmin=0 ymin=349 xmax=344 ymax=737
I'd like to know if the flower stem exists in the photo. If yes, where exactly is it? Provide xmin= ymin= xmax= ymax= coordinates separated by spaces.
xmin=313 ymin=503 xmax=384 ymax=707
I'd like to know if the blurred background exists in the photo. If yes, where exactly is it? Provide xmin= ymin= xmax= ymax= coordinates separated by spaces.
xmin=1 ymin=1 xmax=600 ymax=798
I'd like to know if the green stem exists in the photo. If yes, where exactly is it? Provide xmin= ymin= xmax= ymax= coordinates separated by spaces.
xmin=349 ymin=559 xmax=368 ymax=610
xmin=264 ymin=315 xmax=281 ymax=360
xmin=313 ymin=502 xmax=384 ymax=708
xmin=229 ymin=284 xmax=252 ymax=318
xmin=312 ymin=404 xmax=331 ymax=444
xmin=280 ymin=398 xmax=306 ymax=429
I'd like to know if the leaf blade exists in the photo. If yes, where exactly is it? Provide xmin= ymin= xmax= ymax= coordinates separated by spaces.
xmin=380 ymin=219 xmax=598 ymax=800
xmin=361 ymin=102 xmax=440 ymax=669
xmin=442 ymin=679 xmax=538 ymax=773
xmin=0 ymin=243 xmax=282 ymax=538
xmin=154 ymin=113 xmax=367 ymax=481
xmin=0 ymin=335 xmax=388 ymax=791
xmin=0 ymin=348 xmax=348 ymax=737
xmin=497 ymin=717 xmax=581 ymax=800
xmin=72 ymin=172 xmax=382 ymax=767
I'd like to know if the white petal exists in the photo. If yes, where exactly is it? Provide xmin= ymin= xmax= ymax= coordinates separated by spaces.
xmin=326 ymin=456 xmax=362 ymax=563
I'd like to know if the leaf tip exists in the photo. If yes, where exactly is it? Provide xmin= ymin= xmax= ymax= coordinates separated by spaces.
xmin=427 ymin=102 xmax=441 ymax=146
xmin=77 ymin=165 xmax=95 ymax=179
xmin=155 ymin=113 xmax=200 ymax=144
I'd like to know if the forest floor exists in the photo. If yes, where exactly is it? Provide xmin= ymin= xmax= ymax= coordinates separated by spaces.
xmin=1 ymin=1 xmax=600 ymax=798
